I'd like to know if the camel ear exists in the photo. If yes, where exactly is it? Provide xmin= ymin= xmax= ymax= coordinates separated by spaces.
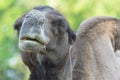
xmin=14 ymin=14 xmax=26 ymax=35
xmin=67 ymin=27 xmax=76 ymax=44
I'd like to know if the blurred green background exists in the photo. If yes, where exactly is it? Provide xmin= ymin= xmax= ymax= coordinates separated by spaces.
xmin=0 ymin=0 xmax=120 ymax=80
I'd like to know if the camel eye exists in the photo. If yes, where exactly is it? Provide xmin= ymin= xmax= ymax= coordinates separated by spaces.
xmin=51 ymin=19 xmax=66 ymax=35
xmin=51 ymin=26 xmax=65 ymax=37
xmin=57 ymin=26 xmax=65 ymax=34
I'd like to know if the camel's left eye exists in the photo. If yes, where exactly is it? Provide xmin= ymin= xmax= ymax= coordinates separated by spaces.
xmin=57 ymin=26 xmax=65 ymax=34
xmin=51 ymin=19 xmax=66 ymax=36
xmin=51 ymin=26 xmax=65 ymax=37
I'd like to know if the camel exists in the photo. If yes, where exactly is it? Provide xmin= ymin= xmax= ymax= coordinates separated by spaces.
xmin=14 ymin=6 xmax=120 ymax=80
xmin=14 ymin=6 xmax=76 ymax=80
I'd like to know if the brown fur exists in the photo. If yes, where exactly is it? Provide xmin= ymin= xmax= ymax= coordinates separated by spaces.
xmin=70 ymin=16 xmax=120 ymax=80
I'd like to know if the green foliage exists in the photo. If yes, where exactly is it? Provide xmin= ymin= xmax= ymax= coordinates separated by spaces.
xmin=0 ymin=0 xmax=120 ymax=80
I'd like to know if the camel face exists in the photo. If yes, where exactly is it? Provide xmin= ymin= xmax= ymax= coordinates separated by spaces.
xmin=14 ymin=6 xmax=76 ymax=80
xmin=17 ymin=7 xmax=76 ymax=63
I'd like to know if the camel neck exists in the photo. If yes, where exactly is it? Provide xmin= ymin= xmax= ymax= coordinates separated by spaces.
xmin=29 ymin=52 xmax=72 ymax=80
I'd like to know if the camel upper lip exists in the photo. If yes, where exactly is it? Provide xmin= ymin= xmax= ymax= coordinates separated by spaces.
xmin=20 ymin=37 xmax=47 ymax=45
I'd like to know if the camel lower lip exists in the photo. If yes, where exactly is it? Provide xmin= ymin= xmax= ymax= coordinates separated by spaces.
xmin=19 ymin=40 xmax=45 ymax=53
xmin=20 ymin=38 xmax=46 ymax=45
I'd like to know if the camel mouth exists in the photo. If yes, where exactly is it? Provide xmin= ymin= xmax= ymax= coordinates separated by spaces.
xmin=20 ymin=37 xmax=47 ymax=46
xmin=19 ymin=37 xmax=47 ymax=53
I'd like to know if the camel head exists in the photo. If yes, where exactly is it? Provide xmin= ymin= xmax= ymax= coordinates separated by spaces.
xmin=14 ymin=6 xmax=76 ymax=80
